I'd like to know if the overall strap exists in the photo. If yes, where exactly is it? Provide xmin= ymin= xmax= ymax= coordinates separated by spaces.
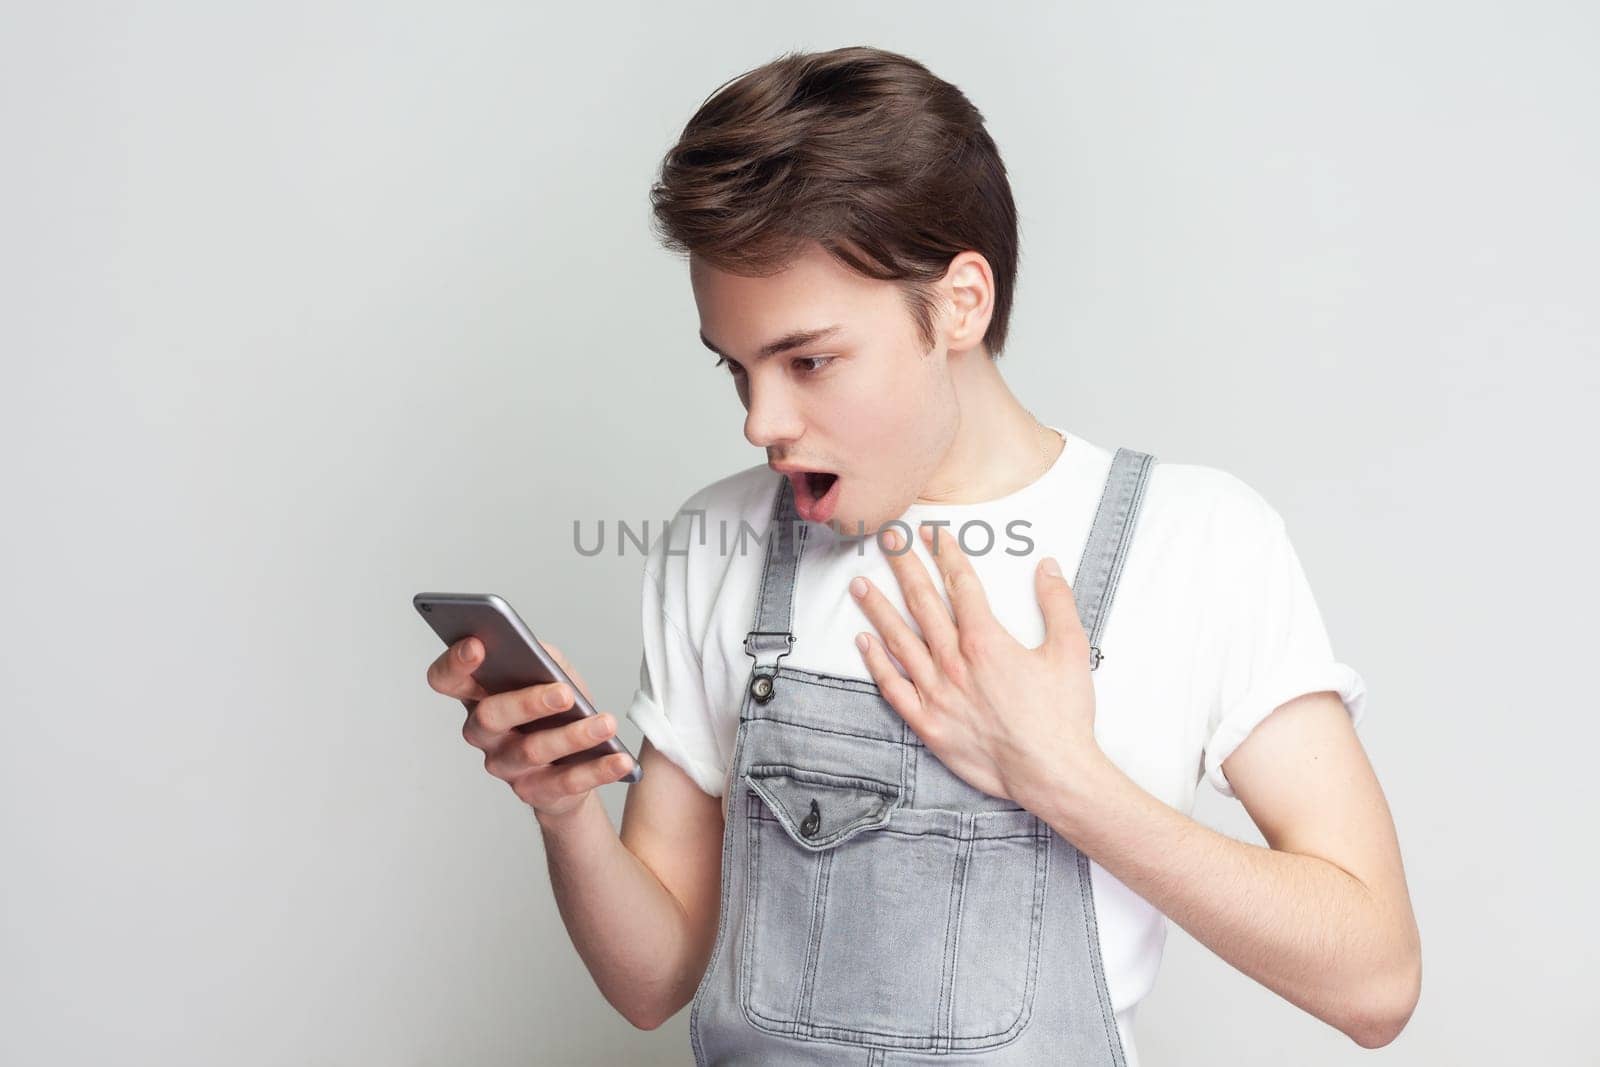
xmin=743 ymin=475 xmax=807 ymax=703
xmin=1072 ymin=447 xmax=1158 ymax=670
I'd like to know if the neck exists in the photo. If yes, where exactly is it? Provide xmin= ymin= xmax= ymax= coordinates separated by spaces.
xmin=914 ymin=346 xmax=1063 ymax=506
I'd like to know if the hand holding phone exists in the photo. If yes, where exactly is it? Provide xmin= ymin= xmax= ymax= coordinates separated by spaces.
xmin=417 ymin=592 xmax=641 ymax=817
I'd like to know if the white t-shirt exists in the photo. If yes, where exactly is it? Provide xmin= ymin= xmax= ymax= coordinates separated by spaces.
xmin=625 ymin=426 xmax=1367 ymax=1066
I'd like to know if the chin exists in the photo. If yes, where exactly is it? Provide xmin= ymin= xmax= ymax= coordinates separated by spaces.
xmin=818 ymin=501 xmax=892 ymax=542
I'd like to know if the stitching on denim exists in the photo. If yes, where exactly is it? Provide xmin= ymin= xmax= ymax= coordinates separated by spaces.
xmin=905 ymin=725 xmax=917 ymax=806
xmin=1091 ymin=452 xmax=1134 ymax=647
xmin=943 ymin=814 xmax=976 ymax=1051
xmin=738 ymin=791 xmax=760 ymax=1033
xmin=1008 ymin=823 xmax=1050 ymax=1037
xmin=746 ymin=764 xmax=899 ymax=795
xmin=785 ymin=673 xmax=894 ymax=698
xmin=954 ymin=825 xmax=1048 ymax=1042
xmin=794 ymin=846 xmax=830 ymax=1027
xmin=747 ymin=796 xmax=888 ymax=850
xmin=1097 ymin=452 xmax=1155 ymax=660
xmin=1078 ymin=845 xmax=1129 ymax=1065
xmin=787 ymin=518 xmax=807 ymax=635
xmin=748 ymin=478 xmax=805 ymax=657
xmin=741 ymin=710 xmax=913 ymax=747
xmin=747 ymin=807 xmax=1043 ymax=842
xmin=935 ymin=817 xmax=960 ymax=1051
xmin=750 ymin=476 xmax=785 ymax=638
xmin=743 ymin=775 xmax=895 ymax=850
xmin=808 ymin=850 xmax=833 ymax=1026
xmin=780 ymin=666 xmax=886 ymax=694
xmin=733 ymin=827 xmax=1047 ymax=1046
xmin=1079 ymin=450 xmax=1122 ymax=643
xmin=735 ymin=826 xmax=1048 ymax=1047
xmin=689 ymin=706 xmax=754 ymax=1066
xmin=741 ymin=1000 xmax=1030 ymax=1046
xmin=785 ymin=841 xmax=815 ymax=1024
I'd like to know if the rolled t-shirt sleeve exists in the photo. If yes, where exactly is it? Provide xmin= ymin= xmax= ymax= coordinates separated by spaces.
xmin=1201 ymin=498 xmax=1368 ymax=799
xmin=623 ymin=537 xmax=728 ymax=798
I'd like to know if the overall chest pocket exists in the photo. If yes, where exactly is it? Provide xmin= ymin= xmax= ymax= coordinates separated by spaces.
xmin=738 ymin=765 xmax=1049 ymax=1053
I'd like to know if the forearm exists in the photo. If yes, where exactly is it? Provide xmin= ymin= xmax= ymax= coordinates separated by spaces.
xmin=533 ymin=792 xmax=698 ymax=1029
xmin=1026 ymin=756 xmax=1415 ymax=1047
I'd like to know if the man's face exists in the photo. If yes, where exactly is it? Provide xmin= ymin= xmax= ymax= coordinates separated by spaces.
xmin=691 ymin=241 xmax=960 ymax=537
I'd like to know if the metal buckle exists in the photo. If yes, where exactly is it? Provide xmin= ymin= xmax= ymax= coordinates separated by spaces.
xmin=743 ymin=631 xmax=796 ymax=657
xmin=744 ymin=631 xmax=794 ymax=704
xmin=1088 ymin=645 xmax=1104 ymax=671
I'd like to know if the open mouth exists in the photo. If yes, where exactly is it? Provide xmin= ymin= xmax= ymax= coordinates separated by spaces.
xmin=789 ymin=470 xmax=842 ymax=524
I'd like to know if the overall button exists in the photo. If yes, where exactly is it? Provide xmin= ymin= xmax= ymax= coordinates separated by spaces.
xmin=800 ymin=798 xmax=821 ymax=837
xmin=750 ymin=675 xmax=775 ymax=702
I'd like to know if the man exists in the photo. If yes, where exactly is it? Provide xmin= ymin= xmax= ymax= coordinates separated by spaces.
xmin=426 ymin=45 xmax=1420 ymax=1065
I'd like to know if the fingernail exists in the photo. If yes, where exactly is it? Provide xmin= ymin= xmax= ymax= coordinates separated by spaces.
xmin=850 ymin=576 xmax=868 ymax=598
xmin=459 ymin=640 xmax=474 ymax=662
xmin=546 ymin=686 xmax=566 ymax=709
xmin=856 ymin=632 xmax=869 ymax=652
xmin=1042 ymin=556 xmax=1061 ymax=577
xmin=589 ymin=715 xmax=610 ymax=738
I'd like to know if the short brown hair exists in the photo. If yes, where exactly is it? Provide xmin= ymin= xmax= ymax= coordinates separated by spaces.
xmin=649 ymin=46 xmax=1022 ymax=358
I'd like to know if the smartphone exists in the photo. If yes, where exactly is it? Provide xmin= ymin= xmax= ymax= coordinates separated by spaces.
xmin=413 ymin=592 xmax=642 ymax=784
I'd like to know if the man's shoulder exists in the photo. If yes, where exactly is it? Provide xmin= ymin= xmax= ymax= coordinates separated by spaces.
xmin=1140 ymin=456 xmax=1284 ymax=545
xmin=1069 ymin=434 xmax=1275 ymax=534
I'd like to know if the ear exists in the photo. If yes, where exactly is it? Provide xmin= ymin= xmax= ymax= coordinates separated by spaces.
xmin=939 ymin=250 xmax=997 ymax=355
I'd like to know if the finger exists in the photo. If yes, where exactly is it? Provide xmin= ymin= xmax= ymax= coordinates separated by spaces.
xmin=871 ymin=525 xmax=960 ymax=664
xmin=427 ymin=637 xmax=490 ymax=702
xmin=483 ymin=712 xmax=617 ymax=777
xmin=849 ymin=569 xmax=942 ymax=695
xmin=1035 ymin=556 xmax=1090 ymax=662
xmin=540 ymin=641 xmax=597 ymax=707
xmin=474 ymin=679 xmax=578 ymax=735
xmin=514 ymin=751 xmax=636 ymax=808
xmin=461 ymin=707 xmax=492 ymax=749
xmin=854 ymin=631 xmax=926 ymax=730
xmin=461 ymin=691 xmax=575 ymax=750
xmin=920 ymin=523 xmax=1001 ymax=644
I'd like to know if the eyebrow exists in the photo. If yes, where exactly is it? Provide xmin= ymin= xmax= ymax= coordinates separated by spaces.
xmin=698 ymin=324 xmax=844 ymax=363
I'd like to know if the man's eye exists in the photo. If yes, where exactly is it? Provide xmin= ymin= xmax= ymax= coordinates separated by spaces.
xmin=794 ymin=356 xmax=834 ymax=375
xmin=712 ymin=356 xmax=833 ymax=376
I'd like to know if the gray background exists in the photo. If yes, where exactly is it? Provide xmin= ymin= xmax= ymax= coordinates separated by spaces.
xmin=3 ymin=2 xmax=1595 ymax=1064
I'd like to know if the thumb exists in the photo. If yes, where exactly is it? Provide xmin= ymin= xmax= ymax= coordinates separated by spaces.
xmin=543 ymin=642 xmax=594 ymax=704
xmin=1036 ymin=556 xmax=1088 ymax=659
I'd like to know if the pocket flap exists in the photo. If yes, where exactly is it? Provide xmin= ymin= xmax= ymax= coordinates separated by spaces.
xmin=744 ymin=767 xmax=898 ymax=851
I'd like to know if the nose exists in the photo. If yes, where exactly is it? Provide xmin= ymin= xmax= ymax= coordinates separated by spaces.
xmin=742 ymin=378 xmax=803 ymax=451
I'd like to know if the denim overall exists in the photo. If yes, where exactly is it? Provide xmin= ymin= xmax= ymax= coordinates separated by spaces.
xmin=689 ymin=447 xmax=1158 ymax=1065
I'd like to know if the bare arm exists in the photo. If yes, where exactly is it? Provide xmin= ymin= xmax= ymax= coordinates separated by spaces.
xmin=536 ymin=738 xmax=724 ymax=1030
xmin=427 ymin=637 xmax=724 ymax=1030
xmin=1031 ymin=691 xmax=1422 ymax=1048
